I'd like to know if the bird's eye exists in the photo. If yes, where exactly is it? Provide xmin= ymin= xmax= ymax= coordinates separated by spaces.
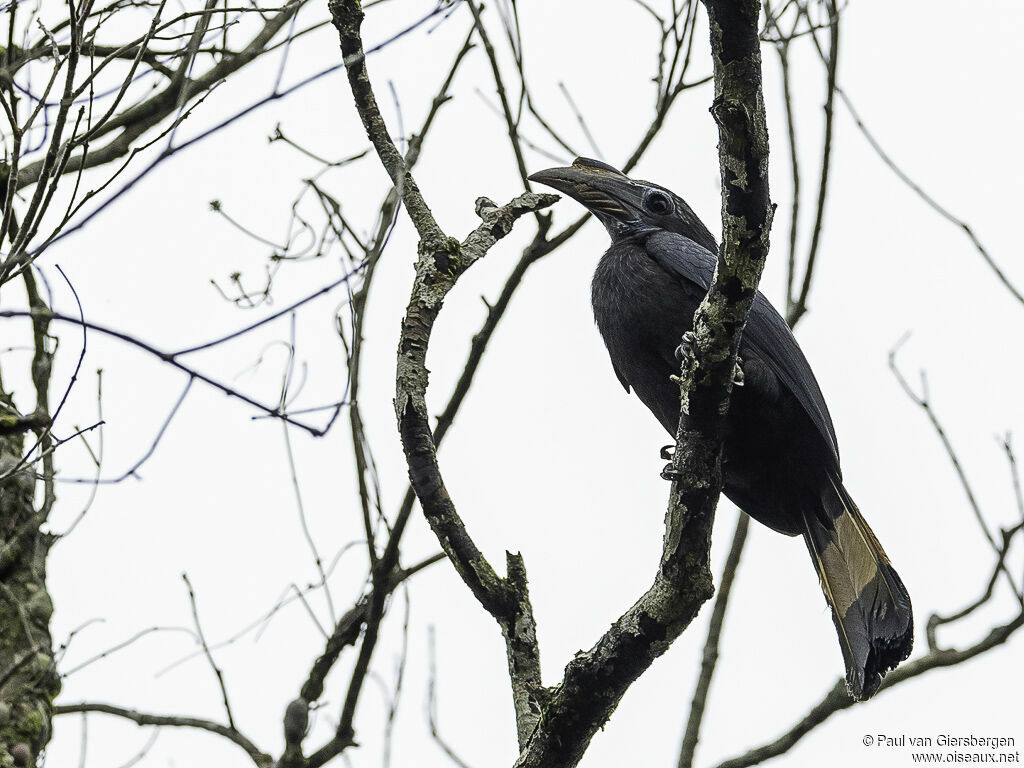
xmin=643 ymin=189 xmax=673 ymax=216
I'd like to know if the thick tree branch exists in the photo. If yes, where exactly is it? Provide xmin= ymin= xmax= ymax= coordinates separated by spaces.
xmin=512 ymin=3 xmax=774 ymax=764
xmin=329 ymin=0 xmax=559 ymax=750
xmin=392 ymin=192 xmax=556 ymax=748
xmin=1 ymin=372 xmax=60 ymax=767
xmin=329 ymin=0 xmax=442 ymax=243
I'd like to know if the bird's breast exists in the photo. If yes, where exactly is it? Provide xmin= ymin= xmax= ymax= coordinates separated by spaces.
xmin=592 ymin=242 xmax=702 ymax=336
xmin=591 ymin=242 xmax=705 ymax=431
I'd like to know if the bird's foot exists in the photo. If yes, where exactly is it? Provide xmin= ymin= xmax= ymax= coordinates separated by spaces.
xmin=732 ymin=356 xmax=745 ymax=387
xmin=676 ymin=333 xmax=744 ymax=388
xmin=660 ymin=445 xmax=683 ymax=481
xmin=661 ymin=464 xmax=684 ymax=482
xmin=674 ymin=331 xmax=696 ymax=366
xmin=716 ymin=358 xmax=745 ymax=415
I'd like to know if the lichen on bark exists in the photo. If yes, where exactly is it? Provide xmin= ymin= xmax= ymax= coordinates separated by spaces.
xmin=0 ymin=409 xmax=60 ymax=768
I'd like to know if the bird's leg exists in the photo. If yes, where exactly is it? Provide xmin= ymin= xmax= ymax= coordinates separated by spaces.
xmin=672 ymin=331 xmax=698 ymax=417
xmin=664 ymin=332 xmax=743 ymax=476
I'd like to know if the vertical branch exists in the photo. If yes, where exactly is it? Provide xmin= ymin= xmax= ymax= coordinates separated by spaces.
xmin=679 ymin=4 xmax=834 ymax=761
xmin=182 ymin=575 xmax=237 ymax=731
xmin=780 ymin=44 xmax=800 ymax=317
xmin=466 ymin=0 xmax=532 ymax=191
xmin=0 ymin=409 xmax=60 ymax=767
xmin=787 ymin=0 xmax=838 ymax=325
xmin=512 ymin=2 xmax=774 ymax=766
xmin=0 ymin=221 xmax=60 ymax=768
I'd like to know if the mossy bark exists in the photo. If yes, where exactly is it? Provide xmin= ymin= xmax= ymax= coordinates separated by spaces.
xmin=0 ymin=403 xmax=60 ymax=768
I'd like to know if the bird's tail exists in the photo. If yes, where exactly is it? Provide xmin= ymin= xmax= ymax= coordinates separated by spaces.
xmin=800 ymin=474 xmax=913 ymax=700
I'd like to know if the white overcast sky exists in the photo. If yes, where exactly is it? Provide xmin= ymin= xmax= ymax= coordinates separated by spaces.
xmin=16 ymin=1 xmax=1023 ymax=767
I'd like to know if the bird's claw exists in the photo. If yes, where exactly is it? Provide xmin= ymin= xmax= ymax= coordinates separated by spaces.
xmin=660 ymin=445 xmax=683 ymax=480
xmin=676 ymin=333 xmax=743 ymax=387
xmin=732 ymin=357 xmax=745 ymax=387
xmin=674 ymin=331 xmax=696 ymax=365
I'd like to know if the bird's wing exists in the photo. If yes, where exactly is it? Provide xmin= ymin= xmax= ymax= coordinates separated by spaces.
xmin=745 ymin=293 xmax=840 ymax=466
xmin=645 ymin=232 xmax=715 ymax=293
xmin=645 ymin=231 xmax=840 ymax=466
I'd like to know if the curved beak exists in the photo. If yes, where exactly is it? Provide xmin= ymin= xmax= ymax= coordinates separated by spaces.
xmin=528 ymin=157 xmax=644 ymax=230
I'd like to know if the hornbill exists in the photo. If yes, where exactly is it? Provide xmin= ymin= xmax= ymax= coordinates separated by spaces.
xmin=530 ymin=157 xmax=912 ymax=700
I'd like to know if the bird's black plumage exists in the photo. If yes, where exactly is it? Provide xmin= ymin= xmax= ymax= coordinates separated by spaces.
xmin=530 ymin=157 xmax=913 ymax=700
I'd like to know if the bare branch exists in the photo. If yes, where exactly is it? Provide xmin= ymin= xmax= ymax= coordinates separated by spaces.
xmin=182 ymin=574 xmax=237 ymax=732
xmin=786 ymin=0 xmax=838 ymax=325
xmin=889 ymin=336 xmax=1021 ymax=599
xmin=712 ymin=610 xmax=1024 ymax=768
xmin=926 ymin=523 xmax=1024 ymax=651
xmin=53 ymin=703 xmax=272 ymax=767
xmin=0 ymin=269 xmax=362 ymax=438
xmin=837 ymin=86 xmax=1024 ymax=307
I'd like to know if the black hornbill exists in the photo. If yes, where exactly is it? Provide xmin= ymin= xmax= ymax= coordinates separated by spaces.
xmin=530 ymin=157 xmax=912 ymax=700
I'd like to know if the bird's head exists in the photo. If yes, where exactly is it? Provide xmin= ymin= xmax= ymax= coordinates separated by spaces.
xmin=529 ymin=157 xmax=718 ymax=252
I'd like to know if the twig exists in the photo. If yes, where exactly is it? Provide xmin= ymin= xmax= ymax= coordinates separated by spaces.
xmin=56 ymin=377 xmax=191 ymax=485
xmin=382 ymin=585 xmax=410 ymax=768
xmin=53 ymin=703 xmax=272 ymax=767
xmin=61 ymin=626 xmax=196 ymax=677
xmin=465 ymin=0 xmax=532 ymax=192
xmin=712 ymin=611 xmax=1024 ymax=768
xmin=787 ymin=0 xmax=838 ymax=325
xmin=837 ymin=86 xmax=1024 ymax=307
xmin=926 ymin=523 xmax=1024 ymax=650
xmin=0 ymin=305 xmax=346 ymax=437
xmin=182 ymin=573 xmax=237 ymax=731
xmin=889 ymin=336 xmax=1020 ymax=597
